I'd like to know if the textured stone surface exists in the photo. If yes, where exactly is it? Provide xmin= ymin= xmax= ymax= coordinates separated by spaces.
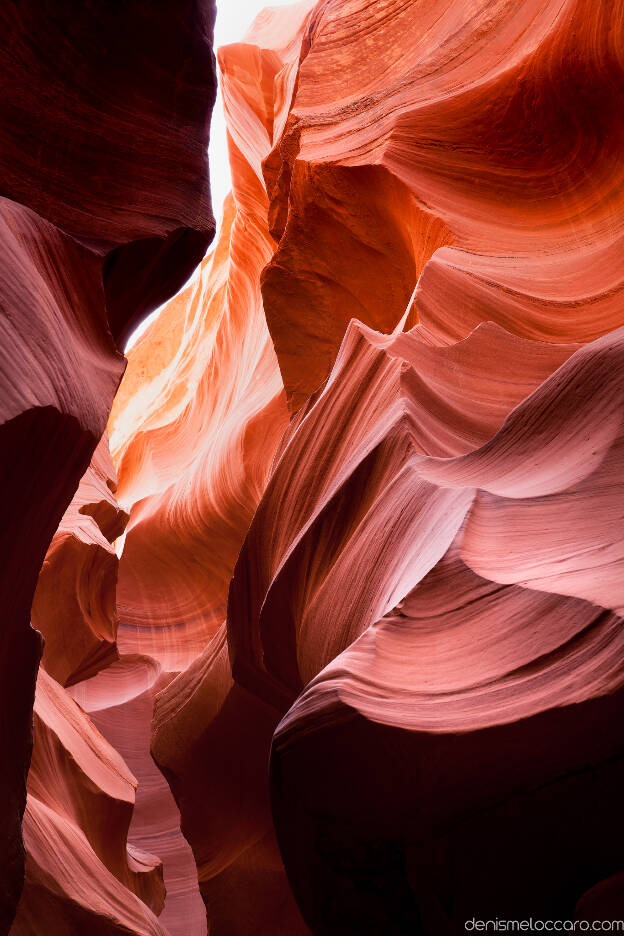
xmin=145 ymin=0 xmax=624 ymax=931
xmin=70 ymin=657 xmax=207 ymax=936
xmin=3 ymin=0 xmax=624 ymax=933
xmin=32 ymin=436 xmax=128 ymax=688
xmin=11 ymin=669 xmax=166 ymax=936
xmin=0 ymin=0 xmax=216 ymax=929
xmin=0 ymin=197 xmax=125 ymax=931
xmin=260 ymin=0 xmax=624 ymax=409
xmin=1 ymin=0 xmax=218 ymax=343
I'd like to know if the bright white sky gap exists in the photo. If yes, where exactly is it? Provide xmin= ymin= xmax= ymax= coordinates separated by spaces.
xmin=124 ymin=0 xmax=295 ymax=351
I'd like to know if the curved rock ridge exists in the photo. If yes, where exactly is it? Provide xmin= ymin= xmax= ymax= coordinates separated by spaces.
xmin=259 ymin=0 xmax=624 ymax=409
xmin=152 ymin=626 xmax=308 ymax=935
xmin=267 ymin=323 xmax=624 ymax=930
xmin=10 ymin=668 xmax=167 ymax=935
xmin=108 ymin=6 xmax=315 ymax=671
xmin=280 ymin=541 xmax=623 ymax=736
xmin=0 ymin=0 xmax=217 ymax=928
xmin=32 ymin=435 xmax=128 ymax=687
xmin=103 ymin=12 xmax=327 ymax=932
xmin=237 ymin=1 xmax=452 ymax=414
xmin=151 ymin=315 xmax=596 ymax=931
xmin=72 ymin=657 xmax=207 ymax=936
xmin=0 ymin=195 xmax=125 ymax=930
xmin=111 ymin=192 xmax=287 ymax=670
xmin=227 ymin=320 xmax=580 ymax=705
xmin=99 ymin=11 xmax=318 ymax=931
xmin=9 ymin=0 xmax=623 ymax=933
xmin=140 ymin=1 xmax=623 ymax=931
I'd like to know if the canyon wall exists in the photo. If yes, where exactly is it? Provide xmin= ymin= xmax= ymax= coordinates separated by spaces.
xmin=2 ymin=0 xmax=624 ymax=933
xmin=0 ymin=0 xmax=217 ymax=930
xmin=143 ymin=0 xmax=624 ymax=931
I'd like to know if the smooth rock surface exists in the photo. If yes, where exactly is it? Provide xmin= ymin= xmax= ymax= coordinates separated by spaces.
xmin=4 ymin=0 xmax=624 ymax=933
xmin=0 ymin=0 xmax=217 ymax=929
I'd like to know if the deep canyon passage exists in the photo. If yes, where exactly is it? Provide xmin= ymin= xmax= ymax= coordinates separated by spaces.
xmin=1 ymin=0 xmax=624 ymax=933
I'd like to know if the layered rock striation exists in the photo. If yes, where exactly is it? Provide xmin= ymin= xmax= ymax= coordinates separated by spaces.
xmin=32 ymin=436 xmax=128 ymax=688
xmin=12 ymin=668 xmax=167 ymax=936
xmin=3 ymin=0 xmax=624 ymax=933
xmin=144 ymin=0 xmax=624 ymax=931
xmin=0 ymin=0 xmax=217 ymax=930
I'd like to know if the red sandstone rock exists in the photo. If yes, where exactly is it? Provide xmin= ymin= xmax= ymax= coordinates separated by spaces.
xmin=109 ymin=193 xmax=287 ymax=672
xmin=261 ymin=0 xmax=624 ymax=409
xmin=0 ymin=0 xmax=218 ymax=343
xmin=101 ymin=16 xmax=308 ymax=927
xmin=144 ymin=1 xmax=624 ymax=931
xmin=32 ymin=436 xmax=128 ymax=687
xmin=267 ymin=325 xmax=624 ymax=930
xmin=0 ymin=196 xmax=125 ymax=930
xmin=152 ymin=627 xmax=307 ymax=934
xmin=71 ymin=658 xmax=207 ymax=936
xmin=149 ymin=319 xmax=584 ymax=931
xmin=4 ymin=0 xmax=624 ymax=932
xmin=11 ymin=669 xmax=166 ymax=935
xmin=0 ymin=0 xmax=216 ymax=928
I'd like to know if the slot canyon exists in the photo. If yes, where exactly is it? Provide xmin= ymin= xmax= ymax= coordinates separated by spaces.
xmin=1 ymin=0 xmax=624 ymax=933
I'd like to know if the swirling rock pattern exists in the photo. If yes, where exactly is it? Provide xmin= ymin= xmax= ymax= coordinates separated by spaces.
xmin=0 ymin=196 xmax=125 ymax=931
xmin=103 ymin=12 xmax=298 ymax=924
xmin=103 ymin=98 xmax=290 ymax=932
xmin=11 ymin=669 xmax=166 ymax=935
xmin=146 ymin=0 xmax=624 ymax=932
xmin=261 ymin=0 xmax=624 ymax=408
xmin=70 ymin=656 xmax=207 ymax=936
xmin=270 ymin=329 xmax=624 ymax=931
xmin=0 ymin=0 xmax=216 ymax=930
xmin=32 ymin=435 xmax=128 ymax=688
xmin=3 ymin=0 xmax=624 ymax=933
xmin=110 ymin=193 xmax=287 ymax=671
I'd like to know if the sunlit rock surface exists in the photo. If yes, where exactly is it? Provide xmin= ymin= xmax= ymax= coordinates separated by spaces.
xmin=110 ymin=194 xmax=287 ymax=672
xmin=104 ymin=13 xmax=296 ymax=921
xmin=2 ymin=0 xmax=623 ymax=933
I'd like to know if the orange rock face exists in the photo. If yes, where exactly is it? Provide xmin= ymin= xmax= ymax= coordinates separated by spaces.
xmin=110 ymin=193 xmax=287 ymax=671
xmin=3 ymin=0 xmax=624 ymax=934
xmin=259 ymin=0 xmax=624 ymax=406
xmin=103 ymin=13 xmax=297 ymax=924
